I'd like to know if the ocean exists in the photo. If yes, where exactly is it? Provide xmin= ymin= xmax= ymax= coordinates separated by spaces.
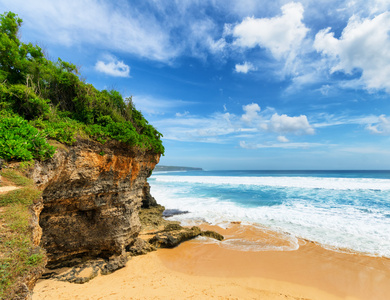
xmin=149 ymin=170 xmax=390 ymax=258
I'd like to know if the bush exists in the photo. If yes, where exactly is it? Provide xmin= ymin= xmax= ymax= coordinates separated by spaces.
xmin=0 ymin=115 xmax=55 ymax=161
xmin=5 ymin=84 xmax=50 ymax=120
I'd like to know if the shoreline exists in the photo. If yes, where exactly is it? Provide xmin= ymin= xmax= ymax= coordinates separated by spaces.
xmin=159 ymin=224 xmax=390 ymax=299
xmin=32 ymin=223 xmax=390 ymax=300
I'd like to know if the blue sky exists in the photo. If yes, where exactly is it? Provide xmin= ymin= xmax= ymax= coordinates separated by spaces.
xmin=2 ymin=0 xmax=390 ymax=170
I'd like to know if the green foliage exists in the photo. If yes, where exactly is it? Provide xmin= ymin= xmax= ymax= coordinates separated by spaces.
xmin=0 ymin=12 xmax=45 ymax=84
xmin=0 ymin=11 xmax=164 ymax=162
xmin=16 ymin=160 xmax=35 ymax=173
xmin=26 ymin=253 xmax=44 ymax=266
xmin=0 ymin=114 xmax=55 ymax=161
xmin=31 ymin=116 xmax=82 ymax=145
xmin=1 ymin=83 xmax=50 ymax=120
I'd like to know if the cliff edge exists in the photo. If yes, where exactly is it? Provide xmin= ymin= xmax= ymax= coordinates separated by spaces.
xmin=30 ymin=139 xmax=160 ymax=268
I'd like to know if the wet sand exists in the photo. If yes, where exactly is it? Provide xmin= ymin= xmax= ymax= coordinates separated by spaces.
xmin=32 ymin=224 xmax=390 ymax=300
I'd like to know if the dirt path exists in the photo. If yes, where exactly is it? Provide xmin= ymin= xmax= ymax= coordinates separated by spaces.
xmin=0 ymin=176 xmax=20 ymax=194
xmin=0 ymin=186 xmax=20 ymax=194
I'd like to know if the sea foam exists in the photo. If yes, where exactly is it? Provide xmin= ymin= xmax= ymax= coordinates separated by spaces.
xmin=153 ymin=175 xmax=390 ymax=191
xmin=150 ymin=173 xmax=390 ymax=257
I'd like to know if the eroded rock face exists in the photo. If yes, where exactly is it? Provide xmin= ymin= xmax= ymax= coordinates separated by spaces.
xmin=141 ymin=181 xmax=158 ymax=208
xmin=31 ymin=139 xmax=160 ymax=267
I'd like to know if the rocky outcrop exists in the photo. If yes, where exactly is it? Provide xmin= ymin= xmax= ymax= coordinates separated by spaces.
xmin=141 ymin=181 xmax=158 ymax=208
xmin=130 ymin=204 xmax=224 ymax=254
xmin=41 ymin=255 xmax=129 ymax=284
xmin=30 ymin=139 xmax=160 ymax=268
xmin=148 ymin=225 xmax=203 ymax=248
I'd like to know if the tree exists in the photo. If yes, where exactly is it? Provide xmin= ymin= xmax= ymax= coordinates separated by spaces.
xmin=0 ymin=11 xmax=44 ymax=84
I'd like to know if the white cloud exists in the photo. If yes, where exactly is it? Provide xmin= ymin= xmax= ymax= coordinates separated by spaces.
xmin=277 ymin=135 xmax=289 ymax=142
xmin=6 ymin=0 xmax=390 ymax=95
xmin=232 ymin=2 xmax=309 ymax=60
xmin=3 ymin=0 xmax=178 ymax=61
xmin=132 ymin=95 xmax=194 ymax=115
xmin=311 ymin=113 xmax=386 ymax=129
xmin=95 ymin=55 xmax=130 ymax=77
xmin=239 ymin=141 xmax=256 ymax=149
xmin=318 ymin=84 xmax=331 ymax=95
xmin=267 ymin=113 xmax=315 ymax=135
xmin=235 ymin=62 xmax=256 ymax=73
xmin=366 ymin=115 xmax=390 ymax=135
xmin=153 ymin=102 xmax=316 ymax=143
xmin=155 ymin=112 xmax=238 ymax=143
xmin=314 ymin=11 xmax=390 ymax=92
xmin=241 ymin=104 xmax=314 ymax=136
xmin=240 ymin=141 xmax=325 ymax=149
xmin=175 ymin=111 xmax=190 ymax=117
xmin=186 ymin=17 xmax=226 ymax=58
xmin=241 ymin=103 xmax=261 ymax=123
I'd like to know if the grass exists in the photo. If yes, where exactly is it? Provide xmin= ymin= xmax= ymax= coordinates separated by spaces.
xmin=0 ymin=169 xmax=46 ymax=299
xmin=0 ymin=169 xmax=33 ymax=187
xmin=0 ymin=187 xmax=41 ymax=206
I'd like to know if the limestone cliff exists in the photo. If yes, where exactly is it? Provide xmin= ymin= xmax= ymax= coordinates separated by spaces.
xmin=30 ymin=139 xmax=160 ymax=268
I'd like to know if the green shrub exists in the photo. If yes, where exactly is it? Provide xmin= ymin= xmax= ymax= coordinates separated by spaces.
xmin=2 ymin=84 xmax=50 ymax=120
xmin=39 ymin=117 xmax=82 ymax=145
xmin=0 ymin=115 xmax=55 ymax=161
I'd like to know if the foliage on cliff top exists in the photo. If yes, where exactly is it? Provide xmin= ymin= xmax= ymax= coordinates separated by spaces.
xmin=0 ymin=169 xmax=46 ymax=299
xmin=0 ymin=11 xmax=164 ymax=162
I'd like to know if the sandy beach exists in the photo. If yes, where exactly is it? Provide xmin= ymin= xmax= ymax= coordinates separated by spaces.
xmin=32 ymin=224 xmax=390 ymax=300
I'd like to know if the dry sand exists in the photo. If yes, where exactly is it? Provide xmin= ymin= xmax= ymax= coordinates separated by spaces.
xmin=32 ymin=224 xmax=390 ymax=300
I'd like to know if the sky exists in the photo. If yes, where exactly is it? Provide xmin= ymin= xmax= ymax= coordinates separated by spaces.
xmin=2 ymin=0 xmax=390 ymax=170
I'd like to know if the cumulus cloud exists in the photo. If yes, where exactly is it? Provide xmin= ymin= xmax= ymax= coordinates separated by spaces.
xmin=366 ymin=115 xmax=390 ymax=135
xmin=241 ymin=103 xmax=261 ymax=123
xmin=151 ymin=101 xmax=317 ymax=144
xmin=95 ymin=55 xmax=130 ymax=77
xmin=314 ymin=11 xmax=390 ymax=92
xmin=267 ymin=113 xmax=315 ymax=135
xmin=232 ymin=2 xmax=309 ymax=60
xmin=235 ymin=62 xmax=256 ymax=73
xmin=277 ymin=135 xmax=289 ymax=142
xmin=240 ymin=103 xmax=314 ymax=135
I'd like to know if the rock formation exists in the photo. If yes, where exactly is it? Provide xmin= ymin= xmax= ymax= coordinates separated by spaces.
xmin=18 ymin=137 xmax=223 ymax=293
xmin=141 ymin=181 xmax=158 ymax=208
xmin=128 ymin=204 xmax=223 ymax=254
xmin=30 ymin=139 xmax=160 ymax=268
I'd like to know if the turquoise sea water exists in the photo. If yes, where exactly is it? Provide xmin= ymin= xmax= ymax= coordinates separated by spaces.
xmin=149 ymin=170 xmax=390 ymax=257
